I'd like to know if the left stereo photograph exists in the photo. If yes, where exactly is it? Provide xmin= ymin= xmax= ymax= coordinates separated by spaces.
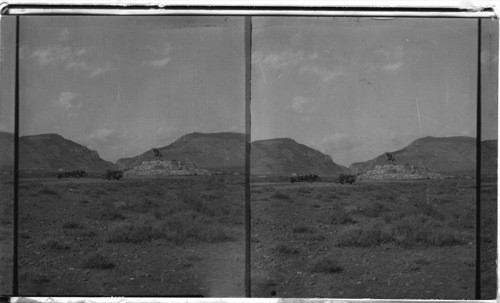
xmin=0 ymin=15 xmax=15 ymax=296
xmin=5 ymin=15 xmax=247 ymax=296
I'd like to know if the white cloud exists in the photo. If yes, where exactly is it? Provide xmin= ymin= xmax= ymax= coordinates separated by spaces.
xmin=256 ymin=50 xmax=304 ymax=69
xmin=299 ymin=65 xmax=343 ymax=82
xmin=291 ymin=96 xmax=315 ymax=114
xmin=31 ymin=45 xmax=72 ymax=65
xmin=59 ymin=28 xmax=70 ymax=41
xmin=150 ymin=58 xmax=171 ymax=68
xmin=30 ymin=45 xmax=113 ymax=78
xmin=52 ymin=92 xmax=81 ymax=110
xmin=145 ymin=42 xmax=173 ymax=69
xmin=383 ymin=61 xmax=404 ymax=72
xmin=254 ymin=49 xmax=345 ymax=82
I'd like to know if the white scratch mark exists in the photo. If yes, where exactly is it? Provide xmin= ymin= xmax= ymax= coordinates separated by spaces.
xmin=416 ymin=96 xmax=423 ymax=135
xmin=257 ymin=57 xmax=266 ymax=83
xmin=445 ymin=82 xmax=449 ymax=107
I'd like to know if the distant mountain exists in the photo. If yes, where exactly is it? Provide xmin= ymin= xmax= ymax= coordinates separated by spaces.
xmin=481 ymin=139 xmax=497 ymax=175
xmin=250 ymin=137 xmax=349 ymax=176
xmin=116 ymin=132 xmax=246 ymax=172
xmin=0 ymin=132 xmax=116 ymax=172
xmin=349 ymin=136 xmax=485 ymax=175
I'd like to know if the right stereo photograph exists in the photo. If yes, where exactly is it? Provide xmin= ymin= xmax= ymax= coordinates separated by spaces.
xmin=250 ymin=16 xmax=498 ymax=299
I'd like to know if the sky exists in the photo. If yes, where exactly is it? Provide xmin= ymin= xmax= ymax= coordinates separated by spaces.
xmin=0 ymin=16 xmax=497 ymax=166
xmin=251 ymin=17 xmax=498 ymax=166
xmin=0 ymin=16 xmax=245 ymax=162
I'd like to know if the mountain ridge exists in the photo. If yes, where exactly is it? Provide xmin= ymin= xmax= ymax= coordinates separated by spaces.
xmin=349 ymin=136 xmax=494 ymax=175
xmin=0 ymin=132 xmax=116 ymax=171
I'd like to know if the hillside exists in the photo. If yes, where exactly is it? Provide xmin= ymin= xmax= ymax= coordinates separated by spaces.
xmin=116 ymin=132 xmax=246 ymax=173
xmin=9 ymin=133 xmax=117 ymax=172
xmin=349 ymin=136 xmax=485 ymax=175
xmin=481 ymin=139 xmax=497 ymax=175
xmin=250 ymin=137 xmax=349 ymax=176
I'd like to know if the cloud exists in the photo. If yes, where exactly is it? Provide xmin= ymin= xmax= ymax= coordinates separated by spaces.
xmin=145 ymin=42 xmax=173 ymax=69
xmin=59 ymin=28 xmax=70 ymax=41
xmin=30 ymin=45 xmax=113 ymax=78
xmin=254 ymin=49 xmax=344 ymax=82
xmin=378 ymin=45 xmax=404 ymax=61
xmin=52 ymin=92 xmax=81 ymax=110
xmin=299 ymin=65 xmax=343 ymax=82
xmin=291 ymin=96 xmax=315 ymax=114
xmin=382 ymin=61 xmax=404 ymax=72
xmin=31 ymin=45 xmax=73 ymax=65
xmin=149 ymin=58 xmax=171 ymax=68
xmin=256 ymin=50 xmax=304 ymax=69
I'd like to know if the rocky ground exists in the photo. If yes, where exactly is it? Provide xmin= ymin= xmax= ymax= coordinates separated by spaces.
xmin=0 ymin=175 xmax=13 ymax=295
xmin=251 ymin=178 xmax=477 ymax=299
xmin=18 ymin=175 xmax=244 ymax=296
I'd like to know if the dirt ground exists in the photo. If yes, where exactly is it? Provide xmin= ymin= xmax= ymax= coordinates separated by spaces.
xmin=480 ymin=174 xmax=497 ymax=299
xmin=251 ymin=178 xmax=480 ymax=299
xmin=18 ymin=175 xmax=245 ymax=296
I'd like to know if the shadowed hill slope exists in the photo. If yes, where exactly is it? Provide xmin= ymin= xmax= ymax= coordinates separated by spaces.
xmin=1 ymin=132 xmax=116 ymax=172
xmin=349 ymin=136 xmax=487 ymax=175
xmin=0 ymin=132 xmax=14 ymax=170
xmin=481 ymin=139 xmax=497 ymax=175
xmin=250 ymin=137 xmax=349 ymax=176
xmin=116 ymin=132 xmax=246 ymax=173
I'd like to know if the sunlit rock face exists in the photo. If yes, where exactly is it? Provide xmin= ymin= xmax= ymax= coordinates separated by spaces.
xmin=124 ymin=160 xmax=210 ymax=177
xmin=357 ymin=164 xmax=445 ymax=181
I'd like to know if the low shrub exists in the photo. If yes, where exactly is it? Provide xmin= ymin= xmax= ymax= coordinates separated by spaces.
xmin=21 ymin=271 xmax=50 ymax=283
xmin=38 ymin=187 xmax=59 ymax=196
xmin=273 ymin=244 xmax=299 ymax=255
xmin=81 ymin=253 xmax=115 ymax=269
xmin=42 ymin=239 xmax=69 ymax=250
xmin=88 ymin=203 xmax=126 ymax=220
xmin=125 ymin=198 xmax=160 ymax=213
xmin=292 ymin=225 xmax=313 ymax=233
xmin=105 ymin=217 xmax=170 ymax=243
xmin=270 ymin=192 xmax=291 ymax=200
xmin=310 ymin=256 xmax=343 ymax=273
xmin=62 ymin=221 xmax=82 ymax=229
xmin=331 ymin=208 xmax=356 ymax=224
xmin=336 ymin=223 xmax=393 ymax=247
xmin=359 ymin=201 xmax=390 ymax=218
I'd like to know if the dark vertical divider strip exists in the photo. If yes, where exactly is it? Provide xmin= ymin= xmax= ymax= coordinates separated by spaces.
xmin=475 ymin=17 xmax=482 ymax=300
xmin=13 ymin=15 xmax=20 ymax=296
xmin=244 ymin=15 xmax=252 ymax=298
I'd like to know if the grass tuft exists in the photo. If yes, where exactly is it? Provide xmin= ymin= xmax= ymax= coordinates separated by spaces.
xmin=270 ymin=192 xmax=291 ymax=200
xmin=81 ymin=253 xmax=115 ymax=269
xmin=273 ymin=244 xmax=299 ymax=255
xmin=292 ymin=225 xmax=313 ymax=233
xmin=310 ymin=256 xmax=343 ymax=273
xmin=38 ymin=187 xmax=59 ymax=196
xmin=42 ymin=239 xmax=69 ymax=250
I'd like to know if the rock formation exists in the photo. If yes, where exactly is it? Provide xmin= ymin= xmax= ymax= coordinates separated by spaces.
xmin=357 ymin=164 xmax=445 ymax=181
xmin=124 ymin=160 xmax=210 ymax=177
